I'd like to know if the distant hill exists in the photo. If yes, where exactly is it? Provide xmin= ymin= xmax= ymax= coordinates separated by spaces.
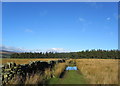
xmin=0 ymin=50 xmax=16 ymax=58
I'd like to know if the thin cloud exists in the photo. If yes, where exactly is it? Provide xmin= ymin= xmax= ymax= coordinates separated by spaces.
xmin=25 ymin=29 xmax=33 ymax=33
xmin=1 ymin=45 xmax=23 ymax=52
xmin=106 ymin=17 xmax=111 ymax=21
xmin=0 ymin=45 xmax=41 ymax=52
xmin=0 ymin=45 xmax=70 ymax=53
xmin=47 ymin=48 xmax=70 ymax=53
xmin=78 ymin=17 xmax=92 ymax=32
xmin=78 ymin=17 xmax=85 ymax=22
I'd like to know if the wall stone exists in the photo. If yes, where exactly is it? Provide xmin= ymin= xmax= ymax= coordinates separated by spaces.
xmin=2 ymin=59 xmax=66 ymax=85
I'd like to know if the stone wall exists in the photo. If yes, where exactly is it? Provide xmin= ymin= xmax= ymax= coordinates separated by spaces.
xmin=2 ymin=59 xmax=66 ymax=85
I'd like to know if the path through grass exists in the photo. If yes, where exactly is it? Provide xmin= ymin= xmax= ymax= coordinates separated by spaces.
xmin=47 ymin=70 xmax=87 ymax=84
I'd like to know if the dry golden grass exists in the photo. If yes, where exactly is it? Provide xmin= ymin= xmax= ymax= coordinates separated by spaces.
xmin=54 ymin=63 xmax=66 ymax=77
xmin=76 ymin=59 xmax=118 ymax=84
xmin=25 ymin=73 xmax=43 ymax=84
xmin=8 ymin=75 xmax=23 ymax=84
xmin=44 ymin=68 xmax=52 ymax=79
xmin=2 ymin=58 xmax=60 ymax=64
xmin=8 ymin=73 xmax=43 ymax=84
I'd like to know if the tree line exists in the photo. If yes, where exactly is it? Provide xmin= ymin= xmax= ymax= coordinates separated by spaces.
xmin=9 ymin=49 xmax=119 ymax=59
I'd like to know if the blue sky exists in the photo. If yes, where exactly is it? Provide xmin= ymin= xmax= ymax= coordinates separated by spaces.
xmin=2 ymin=2 xmax=118 ymax=52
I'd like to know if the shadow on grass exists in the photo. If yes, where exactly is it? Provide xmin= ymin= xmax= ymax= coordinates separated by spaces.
xmin=59 ymin=70 xmax=66 ymax=78
xmin=44 ymin=70 xmax=66 ymax=85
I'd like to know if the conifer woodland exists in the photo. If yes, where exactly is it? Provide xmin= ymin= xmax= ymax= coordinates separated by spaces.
xmin=9 ymin=49 xmax=119 ymax=59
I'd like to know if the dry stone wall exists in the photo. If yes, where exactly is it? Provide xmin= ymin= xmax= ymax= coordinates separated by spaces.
xmin=2 ymin=59 xmax=66 ymax=85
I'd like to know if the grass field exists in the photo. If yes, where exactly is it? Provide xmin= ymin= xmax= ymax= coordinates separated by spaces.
xmin=1 ymin=58 xmax=61 ymax=64
xmin=76 ymin=59 xmax=118 ymax=84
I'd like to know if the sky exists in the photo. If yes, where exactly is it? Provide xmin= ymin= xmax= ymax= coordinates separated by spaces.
xmin=2 ymin=2 xmax=118 ymax=52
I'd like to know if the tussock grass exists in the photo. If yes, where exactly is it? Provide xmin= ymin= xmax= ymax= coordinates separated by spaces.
xmin=54 ymin=63 xmax=66 ymax=77
xmin=76 ymin=59 xmax=118 ymax=84
xmin=44 ymin=68 xmax=52 ymax=79
xmin=8 ymin=75 xmax=23 ymax=84
xmin=25 ymin=73 xmax=43 ymax=84
xmin=8 ymin=73 xmax=44 ymax=85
